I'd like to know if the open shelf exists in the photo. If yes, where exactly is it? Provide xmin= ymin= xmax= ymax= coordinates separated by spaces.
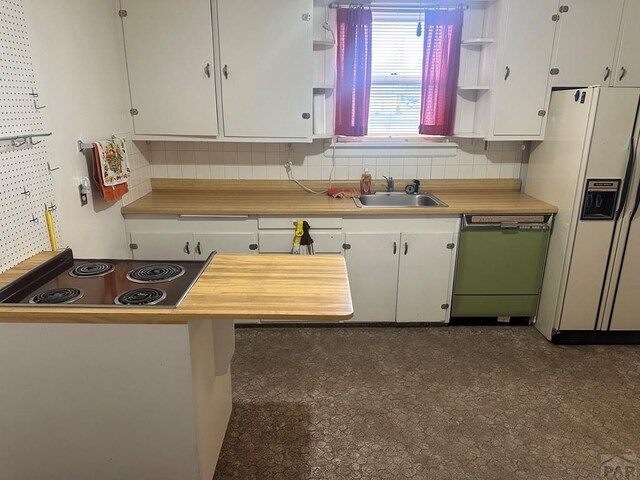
xmin=461 ymin=38 xmax=495 ymax=46
xmin=457 ymin=85 xmax=491 ymax=91
xmin=453 ymin=132 xmax=485 ymax=139
xmin=313 ymin=39 xmax=335 ymax=48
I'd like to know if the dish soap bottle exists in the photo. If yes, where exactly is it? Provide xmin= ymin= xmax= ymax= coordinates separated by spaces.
xmin=360 ymin=168 xmax=372 ymax=195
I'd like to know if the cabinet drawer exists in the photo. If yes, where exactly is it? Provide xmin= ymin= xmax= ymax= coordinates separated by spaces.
xmin=258 ymin=217 xmax=342 ymax=230
xmin=452 ymin=295 xmax=539 ymax=317
xmin=258 ymin=231 xmax=343 ymax=253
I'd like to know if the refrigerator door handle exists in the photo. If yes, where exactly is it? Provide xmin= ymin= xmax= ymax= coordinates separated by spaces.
xmin=616 ymin=135 xmax=636 ymax=220
xmin=631 ymin=176 xmax=640 ymax=219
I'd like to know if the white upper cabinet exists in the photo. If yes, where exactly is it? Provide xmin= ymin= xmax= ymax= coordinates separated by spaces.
xmin=551 ymin=0 xmax=625 ymax=88
xmin=488 ymin=0 xmax=558 ymax=138
xmin=612 ymin=0 xmax=640 ymax=87
xmin=216 ymin=0 xmax=313 ymax=139
xmin=120 ymin=0 xmax=218 ymax=136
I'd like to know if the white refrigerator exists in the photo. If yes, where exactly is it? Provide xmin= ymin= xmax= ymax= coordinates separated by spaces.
xmin=525 ymin=86 xmax=640 ymax=343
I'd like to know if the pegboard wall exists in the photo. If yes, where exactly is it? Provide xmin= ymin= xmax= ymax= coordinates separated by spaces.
xmin=0 ymin=0 xmax=59 ymax=273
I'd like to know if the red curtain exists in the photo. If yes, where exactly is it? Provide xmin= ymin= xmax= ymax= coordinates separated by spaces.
xmin=335 ymin=7 xmax=372 ymax=137
xmin=419 ymin=8 xmax=464 ymax=136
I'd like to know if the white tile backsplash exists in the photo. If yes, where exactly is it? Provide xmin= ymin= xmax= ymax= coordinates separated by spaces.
xmin=144 ymin=138 xmax=525 ymax=181
xmin=121 ymin=140 xmax=152 ymax=206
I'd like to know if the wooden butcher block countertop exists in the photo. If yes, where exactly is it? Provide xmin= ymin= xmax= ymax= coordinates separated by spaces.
xmin=120 ymin=179 xmax=558 ymax=216
xmin=0 ymin=252 xmax=353 ymax=324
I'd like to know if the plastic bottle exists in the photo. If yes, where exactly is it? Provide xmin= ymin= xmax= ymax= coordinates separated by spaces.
xmin=360 ymin=168 xmax=372 ymax=195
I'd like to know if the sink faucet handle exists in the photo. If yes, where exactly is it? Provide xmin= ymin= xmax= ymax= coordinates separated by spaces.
xmin=404 ymin=179 xmax=420 ymax=194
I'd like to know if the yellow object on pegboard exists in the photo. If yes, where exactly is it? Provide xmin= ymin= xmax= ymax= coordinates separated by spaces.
xmin=45 ymin=207 xmax=57 ymax=251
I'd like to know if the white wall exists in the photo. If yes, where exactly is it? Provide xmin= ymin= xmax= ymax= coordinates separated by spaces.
xmin=26 ymin=0 xmax=150 ymax=258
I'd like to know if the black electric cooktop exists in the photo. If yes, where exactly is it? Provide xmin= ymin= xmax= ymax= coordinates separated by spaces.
xmin=0 ymin=249 xmax=214 ymax=307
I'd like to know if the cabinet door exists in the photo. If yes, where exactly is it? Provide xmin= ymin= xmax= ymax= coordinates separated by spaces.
xmin=396 ymin=232 xmax=457 ymax=323
xmin=344 ymin=233 xmax=400 ymax=323
xmin=121 ymin=0 xmax=218 ymax=136
xmin=129 ymin=233 xmax=194 ymax=260
xmin=612 ymin=0 xmax=640 ymax=87
xmin=551 ymin=0 xmax=624 ymax=87
xmin=491 ymin=0 xmax=558 ymax=137
xmin=217 ymin=0 xmax=313 ymax=138
xmin=193 ymin=232 xmax=258 ymax=257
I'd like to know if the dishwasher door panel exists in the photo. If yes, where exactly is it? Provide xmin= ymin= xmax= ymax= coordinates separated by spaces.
xmin=454 ymin=229 xmax=550 ymax=295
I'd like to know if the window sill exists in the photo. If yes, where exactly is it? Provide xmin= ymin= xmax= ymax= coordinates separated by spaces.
xmin=326 ymin=136 xmax=459 ymax=157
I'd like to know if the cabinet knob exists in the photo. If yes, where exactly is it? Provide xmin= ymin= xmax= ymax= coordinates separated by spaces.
xmin=302 ymin=112 xmax=311 ymax=119
xmin=393 ymin=241 xmax=397 ymax=255
xmin=604 ymin=66 xmax=611 ymax=82
xmin=404 ymin=242 xmax=408 ymax=255
xmin=504 ymin=66 xmax=510 ymax=81
xmin=441 ymin=303 xmax=450 ymax=310
xmin=195 ymin=241 xmax=202 ymax=255
xmin=619 ymin=67 xmax=627 ymax=82
xmin=184 ymin=241 xmax=190 ymax=255
xmin=204 ymin=63 xmax=211 ymax=79
xmin=223 ymin=65 xmax=229 ymax=79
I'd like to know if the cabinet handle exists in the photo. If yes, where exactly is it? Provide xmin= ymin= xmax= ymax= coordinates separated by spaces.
xmin=223 ymin=65 xmax=229 ymax=79
xmin=604 ymin=66 xmax=611 ymax=81
xmin=195 ymin=241 xmax=202 ymax=255
xmin=204 ymin=63 xmax=211 ymax=78
xmin=185 ymin=241 xmax=190 ymax=255
xmin=393 ymin=241 xmax=397 ymax=255
xmin=404 ymin=242 xmax=408 ymax=255
xmin=504 ymin=65 xmax=510 ymax=81
xmin=619 ymin=66 xmax=627 ymax=82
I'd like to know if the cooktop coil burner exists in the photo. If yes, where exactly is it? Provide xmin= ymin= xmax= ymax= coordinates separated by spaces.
xmin=69 ymin=262 xmax=115 ymax=278
xmin=115 ymin=288 xmax=167 ymax=306
xmin=29 ymin=287 xmax=84 ymax=304
xmin=126 ymin=264 xmax=186 ymax=283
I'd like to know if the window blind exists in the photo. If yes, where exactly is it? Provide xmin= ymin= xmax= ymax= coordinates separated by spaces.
xmin=368 ymin=10 xmax=424 ymax=136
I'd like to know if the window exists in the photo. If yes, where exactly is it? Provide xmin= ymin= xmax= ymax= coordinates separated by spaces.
xmin=368 ymin=11 xmax=424 ymax=137
xmin=335 ymin=6 xmax=463 ymax=139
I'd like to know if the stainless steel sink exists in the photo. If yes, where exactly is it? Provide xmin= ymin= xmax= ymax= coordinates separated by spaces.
xmin=353 ymin=192 xmax=447 ymax=208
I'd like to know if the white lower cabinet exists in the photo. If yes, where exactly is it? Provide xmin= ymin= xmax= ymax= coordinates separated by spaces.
xmin=193 ymin=233 xmax=257 ymax=257
xmin=344 ymin=232 xmax=401 ymax=323
xmin=396 ymin=232 xmax=457 ymax=323
xmin=129 ymin=232 xmax=194 ymax=261
xmin=125 ymin=216 xmax=259 ymax=260
xmin=343 ymin=218 xmax=461 ymax=323
xmin=124 ymin=215 xmax=460 ymax=325
xmin=129 ymin=232 xmax=257 ymax=260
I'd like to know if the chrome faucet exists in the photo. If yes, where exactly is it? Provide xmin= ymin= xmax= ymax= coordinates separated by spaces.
xmin=382 ymin=176 xmax=394 ymax=192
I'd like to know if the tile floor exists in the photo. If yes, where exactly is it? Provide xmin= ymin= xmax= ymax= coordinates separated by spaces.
xmin=214 ymin=326 xmax=640 ymax=480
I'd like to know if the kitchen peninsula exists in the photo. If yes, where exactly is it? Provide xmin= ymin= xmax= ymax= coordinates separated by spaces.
xmin=0 ymin=252 xmax=352 ymax=480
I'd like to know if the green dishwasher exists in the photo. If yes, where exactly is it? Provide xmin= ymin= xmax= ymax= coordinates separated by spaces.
xmin=452 ymin=214 xmax=552 ymax=318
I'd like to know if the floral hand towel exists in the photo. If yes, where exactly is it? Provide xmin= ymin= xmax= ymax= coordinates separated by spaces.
xmin=94 ymin=138 xmax=130 ymax=186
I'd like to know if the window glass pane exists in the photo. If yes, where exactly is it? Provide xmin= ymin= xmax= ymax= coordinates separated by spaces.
xmin=369 ymin=11 xmax=423 ymax=136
